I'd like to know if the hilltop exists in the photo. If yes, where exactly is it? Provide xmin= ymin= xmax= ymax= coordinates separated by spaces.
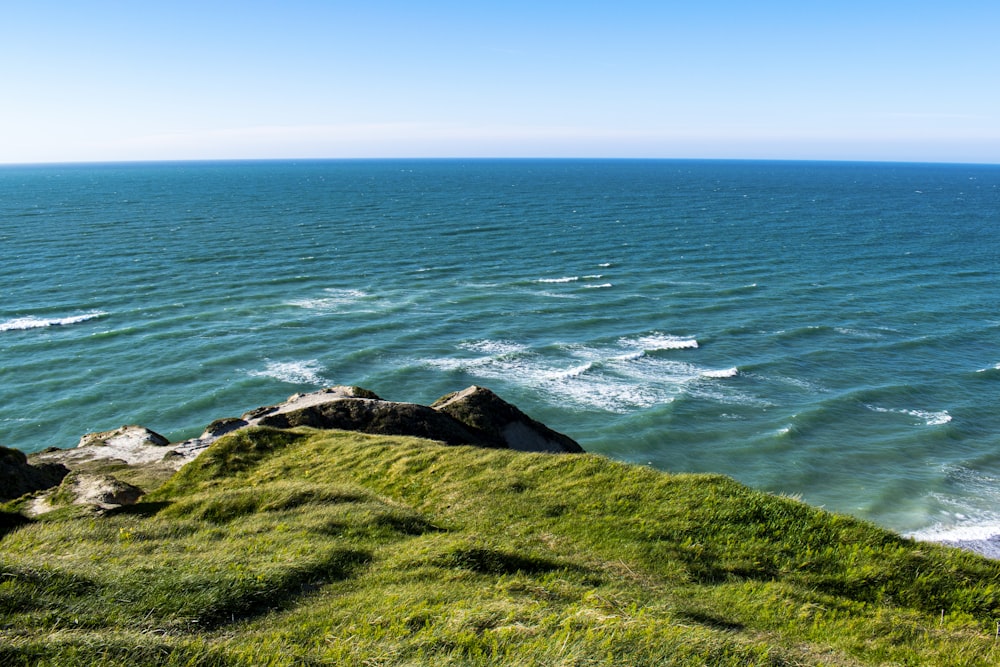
xmin=2 ymin=386 xmax=1000 ymax=666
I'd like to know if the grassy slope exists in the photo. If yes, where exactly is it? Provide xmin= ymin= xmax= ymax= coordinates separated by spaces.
xmin=2 ymin=426 xmax=1000 ymax=666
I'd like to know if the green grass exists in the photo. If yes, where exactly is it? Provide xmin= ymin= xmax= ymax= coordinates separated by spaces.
xmin=2 ymin=426 xmax=1000 ymax=665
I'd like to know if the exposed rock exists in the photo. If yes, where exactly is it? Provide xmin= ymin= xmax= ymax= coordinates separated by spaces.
xmin=158 ymin=417 xmax=251 ymax=465
xmin=24 ymin=385 xmax=583 ymax=483
xmin=30 ymin=425 xmax=179 ymax=480
xmin=433 ymin=386 xmax=584 ymax=453
xmin=203 ymin=417 xmax=249 ymax=439
xmin=60 ymin=425 xmax=171 ymax=465
xmin=0 ymin=445 xmax=70 ymax=501
xmin=50 ymin=471 xmax=144 ymax=510
xmin=245 ymin=385 xmax=583 ymax=453
xmin=256 ymin=396 xmax=493 ymax=447
xmin=77 ymin=424 xmax=168 ymax=449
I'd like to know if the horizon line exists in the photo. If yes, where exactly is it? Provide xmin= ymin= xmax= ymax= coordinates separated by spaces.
xmin=2 ymin=156 xmax=999 ymax=168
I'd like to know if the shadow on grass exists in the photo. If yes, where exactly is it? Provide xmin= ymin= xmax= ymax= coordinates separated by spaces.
xmin=434 ymin=546 xmax=572 ymax=577
xmin=194 ymin=547 xmax=373 ymax=629
xmin=103 ymin=501 xmax=173 ymax=518
xmin=0 ymin=640 xmax=329 ymax=667
xmin=0 ymin=511 xmax=31 ymax=541
xmin=0 ymin=564 xmax=98 ymax=615
xmin=675 ymin=608 xmax=746 ymax=632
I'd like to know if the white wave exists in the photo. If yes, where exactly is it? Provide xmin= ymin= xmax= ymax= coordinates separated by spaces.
xmin=910 ymin=521 xmax=1000 ymax=544
xmin=606 ymin=354 xmax=699 ymax=381
xmin=701 ymin=367 xmax=739 ymax=379
xmin=286 ymin=288 xmax=369 ymax=310
xmin=598 ymin=262 xmax=613 ymax=267
xmin=916 ymin=410 xmax=953 ymax=426
xmin=460 ymin=339 xmax=528 ymax=356
xmin=907 ymin=467 xmax=1000 ymax=558
xmin=541 ymin=362 xmax=594 ymax=381
xmin=425 ymin=340 xmax=533 ymax=375
xmin=582 ymin=274 xmax=604 ymax=280
xmin=584 ymin=283 xmax=613 ymax=289
xmin=421 ymin=334 xmax=751 ymax=413
xmin=422 ymin=341 xmax=672 ymax=413
xmin=866 ymin=405 xmax=952 ymax=426
xmin=621 ymin=333 xmax=699 ymax=351
xmin=908 ymin=511 xmax=1000 ymax=559
xmin=249 ymin=360 xmax=325 ymax=385
xmin=976 ymin=363 xmax=1000 ymax=373
xmin=536 ymin=276 xmax=579 ymax=283
xmin=551 ymin=380 xmax=672 ymax=413
xmin=0 ymin=311 xmax=108 ymax=332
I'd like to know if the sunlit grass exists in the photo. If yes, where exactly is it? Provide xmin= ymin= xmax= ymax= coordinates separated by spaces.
xmin=2 ymin=426 xmax=999 ymax=665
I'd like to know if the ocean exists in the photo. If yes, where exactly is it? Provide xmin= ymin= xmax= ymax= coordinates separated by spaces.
xmin=2 ymin=159 xmax=999 ymax=550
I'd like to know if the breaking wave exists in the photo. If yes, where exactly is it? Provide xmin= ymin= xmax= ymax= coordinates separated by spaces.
xmin=248 ymin=359 xmax=326 ymax=385
xmin=0 ymin=311 xmax=108 ymax=333
xmin=865 ymin=405 xmax=952 ymax=426
xmin=421 ymin=332 xmax=744 ymax=413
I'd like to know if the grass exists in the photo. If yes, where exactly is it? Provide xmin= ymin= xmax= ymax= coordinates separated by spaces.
xmin=2 ymin=425 xmax=1000 ymax=665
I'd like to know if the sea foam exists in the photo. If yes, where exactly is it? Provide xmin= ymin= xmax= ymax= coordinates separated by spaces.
xmin=0 ymin=311 xmax=108 ymax=333
xmin=421 ymin=334 xmax=744 ymax=413
xmin=621 ymin=333 xmax=699 ymax=351
xmin=866 ymin=405 xmax=952 ymax=426
xmin=701 ymin=367 xmax=739 ymax=379
xmin=536 ymin=276 xmax=579 ymax=283
xmin=286 ymin=288 xmax=370 ymax=310
xmin=249 ymin=360 xmax=326 ymax=385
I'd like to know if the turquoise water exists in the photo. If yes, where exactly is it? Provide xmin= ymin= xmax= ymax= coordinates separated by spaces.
xmin=2 ymin=159 xmax=999 ymax=543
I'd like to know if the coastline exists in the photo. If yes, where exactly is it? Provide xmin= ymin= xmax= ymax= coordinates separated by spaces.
xmin=5 ymin=384 xmax=996 ymax=560
xmin=3 ymin=159 xmax=1000 ymax=559
xmin=5 ymin=384 xmax=1000 ymax=665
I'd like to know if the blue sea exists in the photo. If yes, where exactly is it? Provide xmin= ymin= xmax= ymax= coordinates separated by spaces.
xmin=2 ymin=159 xmax=999 ymax=548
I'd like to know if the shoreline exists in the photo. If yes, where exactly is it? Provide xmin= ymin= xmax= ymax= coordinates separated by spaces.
xmin=7 ymin=384 xmax=998 ymax=560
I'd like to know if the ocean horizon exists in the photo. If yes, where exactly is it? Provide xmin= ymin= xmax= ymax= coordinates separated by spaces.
xmin=2 ymin=158 xmax=999 ymax=553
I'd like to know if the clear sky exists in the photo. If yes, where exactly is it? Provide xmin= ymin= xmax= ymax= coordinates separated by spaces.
xmin=2 ymin=1 xmax=998 ymax=164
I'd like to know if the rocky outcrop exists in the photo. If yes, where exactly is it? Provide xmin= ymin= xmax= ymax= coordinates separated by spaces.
xmin=245 ymin=385 xmax=584 ymax=453
xmin=25 ymin=386 xmax=584 ymax=482
xmin=433 ymin=386 xmax=585 ymax=453
xmin=10 ymin=385 xmax=583 ymax=517
xmin=50 ymin=471 xmax=144 ymax=510
xmin=254 ymin=388 xmax=493 ymax=447
xmin=0 ymin=445 xmax=69 ymax=501
xmin=32 ymin=425 xmax=172 ymax=469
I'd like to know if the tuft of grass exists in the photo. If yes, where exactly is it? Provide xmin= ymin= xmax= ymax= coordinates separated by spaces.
xmin=2 ymin=426 xmax=1000 ymax=665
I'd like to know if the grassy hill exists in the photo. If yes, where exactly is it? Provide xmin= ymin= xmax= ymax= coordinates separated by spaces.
xmin=3 ymin=426 xmax=1000 ymax=665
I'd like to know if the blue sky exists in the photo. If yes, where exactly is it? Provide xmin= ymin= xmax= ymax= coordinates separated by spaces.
xmin=2 ymin=1 xmax=998 ymax=164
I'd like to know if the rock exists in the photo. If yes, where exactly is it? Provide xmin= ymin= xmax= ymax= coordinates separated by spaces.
xmin=0 ymin=445 xmax=70 ymax=501
xmin=242 ymin=385 xmax=583 ymax=453
xmin=162 ymin=388 xmax=394 ymax=468
xmin=51 ymin=471 xmax=144 ymax=510
xmin=202 ymin=418 xmax=249 ymax=439
xmin=254 ymin=392 xmax=493 ymax=447
xmin=77 ymin=424 xmax=169 ymax=450
xmin=22 ymin=385 xmax=583 ymax=487
xmin=433 ymin=386 xmax=584 ymax=453
xmin=29 ymin=425 xmax=177 ymax=477
xmin=72 ymin=425 xmax=171 ymax=464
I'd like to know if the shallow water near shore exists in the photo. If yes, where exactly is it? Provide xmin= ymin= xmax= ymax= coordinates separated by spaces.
xmin=2 ymin=159 xmax=999 ymax=547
